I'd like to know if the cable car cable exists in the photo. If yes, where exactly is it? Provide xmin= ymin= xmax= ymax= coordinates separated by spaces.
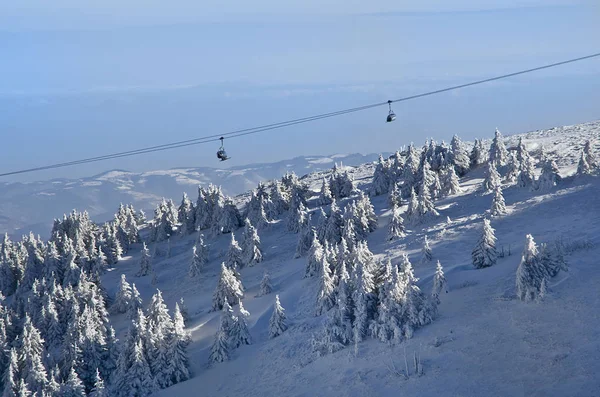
xmin=1 ymin=52 xmax=599 ymax=178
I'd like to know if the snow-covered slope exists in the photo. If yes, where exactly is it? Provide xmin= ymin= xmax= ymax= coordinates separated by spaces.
xmin=0 ymin=153 xmax=382 ymax=238
xmin=98 ymin=121 xmax=599 ymax=396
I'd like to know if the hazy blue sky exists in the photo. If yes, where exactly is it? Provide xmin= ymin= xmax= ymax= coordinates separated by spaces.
xmin=1 ymin=1 xmax=599 ymax=181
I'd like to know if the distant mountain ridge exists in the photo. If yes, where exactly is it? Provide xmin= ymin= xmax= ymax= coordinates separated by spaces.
xmin=0 ymin=152 xmax=385 ymax=238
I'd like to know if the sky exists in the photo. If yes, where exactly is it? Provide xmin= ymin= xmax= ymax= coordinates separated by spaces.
xmin=0 ymin=1 xmax=599 ymax=182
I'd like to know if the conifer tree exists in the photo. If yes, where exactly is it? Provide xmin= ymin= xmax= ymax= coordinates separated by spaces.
xmin=317 ymin=178 xmax=333 ymax=206
xmin=89 ymin=369 xmax=107 ymax=397
xmin=450 ymin=135 xmax=470 ymax=176
xmin=516 ymin=234 xmax=547 ymax=301
xmin=488 ymin=128 xmax=508 ymax=166
xmin=431 ymin=261 xmax=447 ymax=305
xmin=128 ymin=284 xmax=143 ymax=320
xmin=209 ymin=326 xmax=229 ymax=364
xmin=60 ymin=367 xmax=86 ymax=397
xmin=388 ymin=182 xmax=402 ymax=208
xmin=490 ymin=186 xmax=507 ymax=217
xmin=441 ymin=166 xmax=462 ymax=197
xmin=324 ymin=199 xmax=343 ymax=245
xmin=258 ymin=272 xmax=273 ymax=297
xmin=372 ymin=155 xmax=391 ymax=196
xmin=3 ymin=348 xmax=18 ymax=397
xmin=315 ymin=257 xmax=336 ymax=316
xmin=504 ymin=152 xmax=520 ymax=183
xmin=212 ymin=263 xmax=244 ymax=311
xmin=178 ymin=193 xmax=196 ymax=235
xmin=472 ymin=219 xmax=497 ymax=269
xmin=470 ymin=138 xmax=487 ymax=168
xmin=483 ymin=162 xmax=501 ymax=193
xmin=112 ymin=275 xmax=132 ymax=314
xmin=287 ymin=198 xmax=307 ymax=234
xmin=136 ymin=243 xmax=152 ymax=277
xmin=126 ymin=340 xmax=157 ymax=396
xmin=421 ymin=235 xmax=433 ymax=263
xmin=388 ymin=203 xmax=406 ymax=241
xmin=538 ymin=158 xmax=561 ymax=190
xmin=294 ymin=218 xmax=314 ymax=259
xmin=219 ymin=197 xmax=244 ymax=234
xmin=225 ymin=233 xmax=244 ymax=271
xmin=165 ymin=302 xmax=191 ymax=385
xmin=231 ymin=301 xmax=251 ymax=348
xmin=305 ymin=233 xmax=324 ymax=278
xmin=583 ymin=140 xmax=597 ymax=168
xmin=577 ymin=151 xmax=591 ymax=176
xmin=269 ymin=295 xmax=288 ymax=339
xmin=242 ymin=220 xmax=263 ymax=267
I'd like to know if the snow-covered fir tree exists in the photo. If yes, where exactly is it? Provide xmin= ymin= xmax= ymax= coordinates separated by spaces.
xmin=516 ymin=234 xmax=547 ymax=302
xmin=450 ymin=135 xmax=471 ymax=176
xmin=112 ymin=274 xmax=132 ymax=314
xmin=388 ymin=203 xmax=406 ymax=241
xmin=89 ymin=369 xmax=107 ymax=397
xmin=388 ymin=182 xmax=402 ymax=209
xmin=287 ymin=198 xmax=307 ymax=234
xmin=209 ymin=325 xmax=229 ymax=364
xmin=241 ymin=220 xmax=263 ymax=267
xmin=483 ymin=162 xmax=501 ymax=193
xmin=189 ymin=235 xmax=208 ymax=278
xmin=324 ymin=199 xmax=343 ymax=245
xmin=258 ymin=272 xmax=273 ymax=297
xmin=421 ymin=235 xmax=433 ymax=263
xmin=372 ymin=155 xmax=391 ymax=196
xmin=317 ymin=178 xmax=333 ymax=206
xmin=269 ymin=181 xmax=290 ymax=215
xmin=518 ymin=154 xmax=536 ymax=189
xmin=329 ymin=165 xmax=355 ymax=199
xmin=470 ymin=139 xmax=487 ymax=168
xmin=127 ymin=283 xmax=143 ymax=321
xmin=472 ymin=219 xmax=497 ymax=269
xmin=294 ymin=217 xmax=314 ymax=259
xmin=402 ymin=144 xmax=420 ymax=197
xmin=441 ymin=166 xmax=462 ymax=197
xmin=225 ymin=232 xmax=244 ymax=271
xmin=583 ymin=139 xmax=597 ymax=169
xmin=305 ymin=232 xmax=324 ymax=278
xmin=315 ymin=256 xmax=336 ymax=316
xmin=230 ymin=301 xmax=251 ymax=348
xmin=577 ymin=151 xmax=591 ymax=176
xmin=269 ymin=295 xmax=288 ymax=339
xmin=405 ymin=187 xmax=419 ymax=225
xmin=415 ymin=182 xmax=439 ymax=223
xmin=212 ymin=263 xmax=244 ymax=311
xmin=315 ymin=208 xmax=328 ymax=243
xmin=61 ymin=367 xmax=86 ymax=397
xmin=177 ymin=192 xmax=196 ymax=235
xmin=136 ymin=243 xmax=152 ymax=277
xmin=164 ymin=302 xmax=191 ymax=386
xmin=504 ymin=152 xmax=520 ymax=183
xmin=490 ymin=186 xmax=507 ymax=216
xmin=431 ymin=261 xmax=447 ymax=305
xmin=538 ymin=157 xmax=561 ymax=190
xmin=218 ymin=198 xmax=244 ymax=234
xmin=488 ymin=128 xmax=508 ymax=166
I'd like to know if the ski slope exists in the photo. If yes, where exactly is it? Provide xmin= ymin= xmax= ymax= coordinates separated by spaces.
xmin=97 ymin=121 xmax=598 ymax=396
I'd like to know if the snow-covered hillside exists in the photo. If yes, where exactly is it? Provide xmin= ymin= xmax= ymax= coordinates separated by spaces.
xmin=1 ymin=120 xmax=599 ymax=397
xmin=116 ymin=121 xmax=598 ymax=396
xmin=0 ymin=153 xmax=382 ymax=238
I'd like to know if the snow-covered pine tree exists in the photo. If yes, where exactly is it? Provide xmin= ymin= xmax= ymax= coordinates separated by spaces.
xmin=537 ymin=158 xmax=561 ymax=190
xmin=388 ymin=203 xmax=406 ymax=241
xmin=218 ymin=197 xmax=244 ymax=234
xmin=441 ymin=166 xmax=462 ymax=197
xmin=490 ymin=185 xmax=507 ymax=216
xmin=488 ymin=128 xmax=508 ymax=166
xmin=577 ymin=151 xmax=591 ymax=176
xmin=324 ymin=199 xmax=343 ymax=245
xmin=189 ymin=236 xmax=208 ymax=278
xmin=164 ymin=302 xmax=191 ymax=386
xmin=431 ymin=261 xmax=447 ymax=305
xmin=305 ymin=232 xmax=324 ymax=278
xmin=177 ymin=193 xmax=196 ymax=235
xmin=88 ymin=369 xmax=107 ymax=397
xmin=421 ymin=235 xmax=433 ymax=263
xmin=209 ymin=325 xmax=229 ymax=364
xmin=225 ymin=232 xmax=244 ymax=271
xmin=60 ymin=367 xmax=86 ymax=397
xmin=269 ymin=295 xmax=288 ymax=339
xmin=258 ymin=272 xmax=273 ymax=297
xmin=136 ymin=243 xmax=152 ymax=277
xmin=469 ymin=139 xmax=486 ymax=168
xmin=125 ymin=340 xmax=157 ymax=396
xmin=315 ymin=256 xmax=336 ymax=316
xmin=230 ymin=301 xmax=251 ymax=348
xmin=415 ymin=181 xmax=439 ymax=223
xmin=449 ymin=135 xmax=470 ymax=176
xmin=504 ymin=152 xmax=520 ymax=183
xmin=317 ymin=178 xmax=333 ymax=206
xmin=212 ymin=263 xmax=244 ymax=311
xmin=372 ymin=155 xmax=391 ymax=196
xmin=294 ymin=217 xmax=314 ymax=259
xmin=19 ymin=316 xmax=48 ymax=396
xmin=388 ymin=182 xmax=402 ymax=209
xmin=516 ymin=234 xmax=546 ymax=302
xmin=518 ymin=154 xmax=536 ymax=189
xmin=269 ymin=181 xmax=290 ymax=215
xmin=472 ymin=219 xmax=497 ymax=269
xmin=351 ymin=262 xmax=376 ymax=348
xmin=287 ymin=198 xmax=307 ymax=234
xmin=112 ymin=274 xmax=132 ymax=314
xmin=538 ymin=241 xmax=568 ymax=278
xmin=483 ymin=162 xmax=501 ymax=193
xmin=405 ymin=187 xmax=418 ymax=225
xmin=241 ymin=220 xmax=263 ymax=267
xmin=583 ymin=139 xmax=597 ymax=169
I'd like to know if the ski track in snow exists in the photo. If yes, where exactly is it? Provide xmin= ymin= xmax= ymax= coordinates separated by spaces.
xmin=87 ymin=121 xmax=600 ymax=397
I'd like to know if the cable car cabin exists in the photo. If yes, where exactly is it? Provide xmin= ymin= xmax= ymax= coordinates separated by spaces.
xmin=387 ymin=112 xmax=396 ymax=122
xmin=217 ymin=150 xmax=229 ymax=161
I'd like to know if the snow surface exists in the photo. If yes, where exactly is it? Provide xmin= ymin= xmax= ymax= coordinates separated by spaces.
xmin=91 ymin=121 xmax=600 ymax=396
